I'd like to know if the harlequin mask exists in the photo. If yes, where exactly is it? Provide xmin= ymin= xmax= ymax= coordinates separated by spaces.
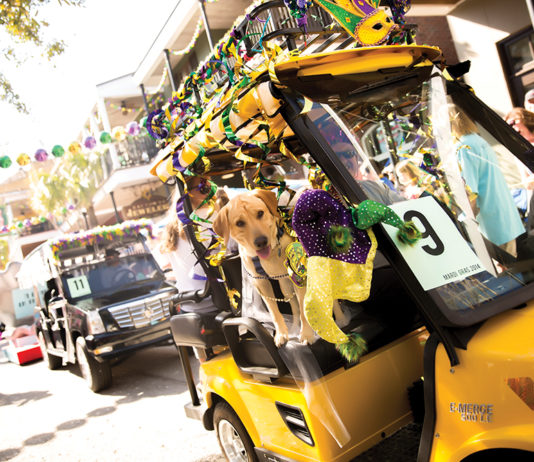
xmin=313 ymin=0 xmax=397 ymax=46
xmin=355 ymin=9 xmax=396 ymax=46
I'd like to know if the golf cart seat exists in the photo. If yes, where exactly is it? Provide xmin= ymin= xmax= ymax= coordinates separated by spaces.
xmin=170 ymin=310 xmax=232 ymax=349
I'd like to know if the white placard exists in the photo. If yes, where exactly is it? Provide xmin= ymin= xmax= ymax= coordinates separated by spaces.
xmin=382 ymin=196 xmax=486 ymax=290
xmin=66 ymin=275 xmax=91 ymax=298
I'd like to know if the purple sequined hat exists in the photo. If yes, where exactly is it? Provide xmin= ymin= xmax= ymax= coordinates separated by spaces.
xmin=292 ymin=189 xmax=372 ymax=264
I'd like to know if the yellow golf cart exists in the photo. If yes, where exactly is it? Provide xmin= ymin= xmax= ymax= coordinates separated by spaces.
xmin=149 ymin=1 xmax=534 ymax=460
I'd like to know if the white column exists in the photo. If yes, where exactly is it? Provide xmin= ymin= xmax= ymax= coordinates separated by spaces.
xmin=96 ymin=97 xmax=121 ymax=170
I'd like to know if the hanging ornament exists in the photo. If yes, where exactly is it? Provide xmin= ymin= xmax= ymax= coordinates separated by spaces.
xmin=16 ymin=153 xmax=30 ymax=166
xmin=52 ymin=145 xmax=65 ymax=157
xmin=126 ymin=121 xmax=140 ymax=136
xmin=99 ymin=131 xmax=112 ymax=144
xmin=68 ymin=142 xmax=82 ymax=155
xmin=35 ymin=149 xmax=48 ymax=162
xmin=112 ymin=126 xmax=126 ymax=141
xmin=84 ymin=136 xmax=97 ymax=150
xmin=0 ymin=156 xmax=12 ymax=168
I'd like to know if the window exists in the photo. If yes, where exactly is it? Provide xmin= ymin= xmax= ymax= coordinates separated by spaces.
xmin=498 ymin=26 xmax=534 ymax=107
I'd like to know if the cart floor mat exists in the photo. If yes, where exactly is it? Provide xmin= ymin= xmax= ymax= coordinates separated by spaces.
xmin=351 ymin=422 xmax=422 ymax=462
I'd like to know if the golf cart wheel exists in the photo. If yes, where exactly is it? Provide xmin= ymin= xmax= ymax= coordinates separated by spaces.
xmin=214 ymin=402 xmax=258 ymax=462
xmin=38 ymin=330 xmax=62 ymax=370
xmin=75 ymin=337 xmax=112 ymax=392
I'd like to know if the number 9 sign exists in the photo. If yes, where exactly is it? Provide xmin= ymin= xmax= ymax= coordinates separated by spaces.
xmin=381 ymin=196 xmax=484 ymax=290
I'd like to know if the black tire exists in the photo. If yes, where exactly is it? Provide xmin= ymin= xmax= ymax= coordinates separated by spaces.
xmin=213 ymin=402 xmax=258 ymax=462
xmin=75 ymin=337 xmax=112 ymax=392
xmin=38 ymin=330 xmax=62 ymax=370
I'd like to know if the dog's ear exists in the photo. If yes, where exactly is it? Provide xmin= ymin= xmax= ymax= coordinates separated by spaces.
xmin=252 ymin=189 xmax=280 ymax=220
xmin=213 ymin=204 xmax=230 ymax=245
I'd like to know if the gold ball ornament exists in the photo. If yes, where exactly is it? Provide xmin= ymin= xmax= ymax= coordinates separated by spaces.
xmin=68 ymin=142 xmax=82 ymax=155
xmin=112 ymin=126 xmax=126 ymax=142
xmin=16 ymin=153 xmax=31 ymax=166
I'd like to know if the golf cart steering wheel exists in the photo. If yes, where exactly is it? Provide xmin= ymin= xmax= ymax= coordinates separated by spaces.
xmin=112 ymin=269 xmax=136 ymax=285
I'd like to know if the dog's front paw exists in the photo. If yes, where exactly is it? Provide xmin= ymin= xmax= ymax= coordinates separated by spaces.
xmin=299 ymin=325 xmax=316 ymax=345
xmin=274 ymin=329 xmax=289 ymax=347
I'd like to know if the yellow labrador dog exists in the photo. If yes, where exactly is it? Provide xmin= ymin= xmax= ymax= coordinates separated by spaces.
xmin=213 ymin=189 xmax=316 ymax=346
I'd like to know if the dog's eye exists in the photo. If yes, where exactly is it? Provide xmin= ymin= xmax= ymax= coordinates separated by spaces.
xmin=257 ymin=210 xmax=264 ymax=219
xmin=236 ymin=220 xmax=245 ymax=228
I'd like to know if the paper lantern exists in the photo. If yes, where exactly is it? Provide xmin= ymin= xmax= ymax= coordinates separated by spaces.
xmin=68 ymin=142 xmax=82 ymax=155
xmin=52 ymin=145 xmax=65 ymax=157
xmin=112 ymin=126 xmax=126 ymax=142
xmin=99 ymin=131 xmax=112 ymax=144
xmin=84 ymin=136 xmax=97 ymax=150
xmin=0 ymin=156 xmax=12 ymax=168
xmin=34 ymin=149 xmax=48 ymax=162
xmin=16 ymin=153 xmax=30 ymax=166
xmin=126 ymin=121 xmax=140 ymax=136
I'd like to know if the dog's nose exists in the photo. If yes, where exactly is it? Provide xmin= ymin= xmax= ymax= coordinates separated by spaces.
xmin=254 ymin=236 xmax=268 ymax=249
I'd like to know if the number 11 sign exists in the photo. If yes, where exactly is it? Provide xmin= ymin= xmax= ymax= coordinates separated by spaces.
xmin=382 ymin=196 xmax=486 ymax=291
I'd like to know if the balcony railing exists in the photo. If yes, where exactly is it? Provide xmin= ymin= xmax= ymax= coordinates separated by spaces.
xmin=18 ymin=219 xmax=55 ymax=237
xmin=93 ymin=135 xmax=159 ymax=188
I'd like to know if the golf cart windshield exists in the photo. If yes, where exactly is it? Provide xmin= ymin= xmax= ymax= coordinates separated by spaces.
xmin=306 ymin=72 xmax=534 ymax=326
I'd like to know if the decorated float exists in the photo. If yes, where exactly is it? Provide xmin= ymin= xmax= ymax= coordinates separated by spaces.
xmin=149 ymin=0 xmax=534 ymax=461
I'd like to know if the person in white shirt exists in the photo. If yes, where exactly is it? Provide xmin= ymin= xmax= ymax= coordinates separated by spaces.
xmin=160 ymin=176 xmax=228 ymax=313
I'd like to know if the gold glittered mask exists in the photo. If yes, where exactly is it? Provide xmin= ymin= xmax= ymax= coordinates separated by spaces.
xmin=355 ymin=9 xmax=397 ymax=46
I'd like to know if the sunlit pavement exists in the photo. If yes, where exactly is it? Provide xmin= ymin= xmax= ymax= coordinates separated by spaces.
xmin=0 ymin=345 xmax=225 ymax=462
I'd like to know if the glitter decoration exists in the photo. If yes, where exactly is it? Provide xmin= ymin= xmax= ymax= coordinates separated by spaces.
xmin=16 ymin=153 xmax=30 ymax=166
xmin=126 ymin=121 xmax=140 ymax=136
xmin=84 ymin=136 xmax=97 ymax=150
xmin=99 ymin=131 xmax=112 ymax=144
xmin=34 ymin=149 xmax=48 ymax=162
xmin=0 ymin=156 xmax=12 ymax=168
xmin=68 ymin=142 xmax=82 ymax=155
xmin=51 ymin=145 xmax=65 ymax=157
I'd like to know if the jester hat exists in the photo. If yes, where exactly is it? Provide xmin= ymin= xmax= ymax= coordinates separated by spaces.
xmin=292 ymin=189 xmax=420 ymax=361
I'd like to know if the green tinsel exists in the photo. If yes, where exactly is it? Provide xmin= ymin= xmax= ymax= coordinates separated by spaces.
xmin=397 ymin=221 xmax=422 ymax=245
xmin=327 ymin=225 xmax=354 ymax=254
xmin=336 ymin=333 xmax=368 ymax=363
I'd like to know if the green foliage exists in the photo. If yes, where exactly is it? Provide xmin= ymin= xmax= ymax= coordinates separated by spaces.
xmin=30 ymin=150 xmax=102 ymax=223
xmin=0 ymin=0 xmax=84 ymax=112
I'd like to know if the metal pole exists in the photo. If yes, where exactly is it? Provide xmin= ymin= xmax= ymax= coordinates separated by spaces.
xmin=178 ymin=346 xmax=200 ymax=406
xmin=109 ymin=191 xmax=122 ymax=224
xmin=527 ymin=0 xmax=534 ymax=26
xmin=198 ymin=0 xmax=214 ymax=51
xmin=164 ymin=182 xmax=172 ymax=205
xmin=82 ymin=211 xmax=89 ymax=229
xmin=163 ymin=49 xmax=177 ymax=93
xmin=139 ymin=83 xmax=150 ymax=115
